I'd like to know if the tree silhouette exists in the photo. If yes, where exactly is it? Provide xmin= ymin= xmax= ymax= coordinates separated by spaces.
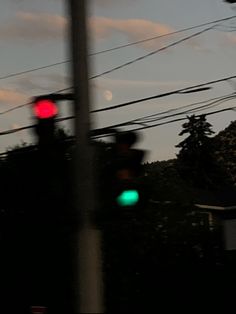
xmin=176 ymin=114 xmax=216 ymax=188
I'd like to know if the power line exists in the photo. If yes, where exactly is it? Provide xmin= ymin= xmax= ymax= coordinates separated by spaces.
xmin=0 ymin=15 xmax=235 ymax=82
xmin=57 ymin=92 xmax=236 ymax=127
xmin=0 ymin=26 xmax=214 ymax=116
xmin=89 ymin=25 xmax=215 ymax=80
xmin=140 ymin=94 xmax=236 ymax=123
xmin=1 ymin=94 xmax=235 ymax=138
xmin=0 ymin=61 xmax=70 ymax=82
xmin=0 ymin=20 xmax=234 ymax=117
xmin=134 ymin=93 xmax=236 ymax=122
xmin=0 ymin=103 xmax=234 ymax=157
xmin=91 ymin=74 xmax=236 ymax=113
xmin=0 ymin=124 xmax=35 ymax=136
xmin=130 ymin=106 xmax=236 ymax=133
xmin=96 ymin=93 xmax=236 ymax=130
xmin=92 ymin=105 xmax=236 ymax=139
xmin=0 ymin=23 xmax=215 ymax=105
xmin=1 ymin=74 xmax=236 ymax=117
xmin=184 ymin=95 xmax=236 ymax=114
xmin=133 ymin=95 xmax=236 ymax=125
xmin=89 ymin=15 xmax=236 ymax=55
xmin=0 ymin=101 xmax=32 ymax=115
xmin=0 ymin=88 xmax=73 ymax=116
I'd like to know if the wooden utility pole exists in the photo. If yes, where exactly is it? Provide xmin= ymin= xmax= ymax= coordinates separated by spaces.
xmin=68 ymin=0 xmax=104 ymax=313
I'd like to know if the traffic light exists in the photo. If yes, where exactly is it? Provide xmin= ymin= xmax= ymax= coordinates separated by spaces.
xmin=111 ymin=131 xmax=145 ymax=209
xmin=32 ymin=95 xmax=59 ymax=147
xmin=116 ymin=189 xmax=140 ymax=207
xmin=33 ymin=98 xmax=58 ymax=119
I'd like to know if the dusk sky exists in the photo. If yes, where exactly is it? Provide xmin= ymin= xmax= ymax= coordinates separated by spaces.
xmin=0 ymin=0 xmax=236 ymax=161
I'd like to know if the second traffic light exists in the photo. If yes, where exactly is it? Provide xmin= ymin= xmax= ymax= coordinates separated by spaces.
xmin=116 ymin=189 xmax=139 ymax=207
xmin=111 ymin=131 xmax=145 ymax=209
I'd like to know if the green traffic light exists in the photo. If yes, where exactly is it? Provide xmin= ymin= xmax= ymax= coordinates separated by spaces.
xmin=116 ymin=189 xmax=139 ymax=206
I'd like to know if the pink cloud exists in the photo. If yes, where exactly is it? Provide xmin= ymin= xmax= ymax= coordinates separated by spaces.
xmin=0 ymin=12 xmax=202 ymax=52
xmin=0 ymin=11 xmax=66 ymax=41
xmin=89 ymin=17 xmax=174 ymax=49
xmin=94 ymin=0 xmax=136 ymax=6
xmin=12 ymin=73 xmax=69 ymax=92
xmin=0 ymin=89 xmax=28 ymax=105
xmin=0 ymin=12 xmax=174 ymax=48
xmin=225 ymin=33 xmax=236 ymax=45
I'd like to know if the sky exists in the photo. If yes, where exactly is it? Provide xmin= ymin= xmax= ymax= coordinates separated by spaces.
xmin=0 ymin=0 xmax=236 ymax=161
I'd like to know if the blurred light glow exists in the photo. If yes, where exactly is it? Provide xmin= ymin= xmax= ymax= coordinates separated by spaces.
xmin=34 ymin=99 xmax=58 ymax=119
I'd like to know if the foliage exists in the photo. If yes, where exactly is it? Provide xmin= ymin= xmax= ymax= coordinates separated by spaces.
xmin=102 ymin=202 xmax=223 ymax=311
xmin=176 ymin=114 xmax=215 ymax=153
xmin=175 ymin=114 xmax=227 ymax=189
xmin=144 ymin=116 xmax=236 ymax=203
xmin=214 ymin=120 xmax=236 ymax=186
xmin=1 ymin=121 xmax=236 ymax=311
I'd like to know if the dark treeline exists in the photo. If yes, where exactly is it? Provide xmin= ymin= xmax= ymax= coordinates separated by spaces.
xmin=0 ymin=116 xmax=236 ymax=312
xmin=145 ymin=115 xmax=236 ymax=203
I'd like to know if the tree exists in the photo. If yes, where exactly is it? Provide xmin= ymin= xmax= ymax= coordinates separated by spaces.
xmin=176 ymin=114 xmax=214 ymax=157
xmin=176 ymin=114 xmax=216 ymax=188
xmin=214 ymin=120 xmax=236 ymax=186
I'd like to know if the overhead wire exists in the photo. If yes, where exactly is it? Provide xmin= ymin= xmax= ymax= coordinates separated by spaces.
xmin=0 ymin=15 xmax=235 ymax=82
xmin=91 ymin=74 xmax=236 ymax=113
xmin=0 ymin=16 xmax=235 ymax=153
xmin=88 ymin=15 xmax=236 ymax=55
xmin=140 ymin=94 xmax=236 ymax=123
xmin=89 ymin=25 xmax=215 ymax=80
xmin=0 ymin=87 xmax=73 ymax=116
xmin=0 ymin=23 xmax=234 ymax=116
xmin=0 ymin=74 xmax=236 ymax=117
xmin=0 ymin=93 xmax=235 ymax=138
xmin=92 ymin=105 xmax=236 ymax=139
xmin=95 ymin=93 xmax=236 ymax=130
xmin=129 ymin=106 xmax=236 ymax=133
xmin=134 ymin=93 xmax=236 ymax=122
xmin=0 ymin=17 xmax=234 ymax=138
xmin=0 ymin=103 xmax=235 ymax=157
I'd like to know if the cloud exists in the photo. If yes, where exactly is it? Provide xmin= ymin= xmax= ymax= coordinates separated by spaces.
xmin=224 ymin=33 xmax=236 ymax=45
xmin=9 ymin=0 xmax=136 ymax=8
xmin=0 ymin=11 xmax=66 ymax=42
xmin=0 ymin=12 xmax=202 ymax=52
xmin=0 ymin=73 xmax=69 ymax=107
xmin=11 ymin=123 xmax=20 ymax=130
xmin=11 ymin=73 xmax=69 ymax=93
xmin=93 ymin=77 xmax=192 ymax=90
xmin=93 ymin=0 xmax=136 ymax=8
xmin=0 ymin=89 xmax=28 ymax=105
xmin=89 ymin=17 xmax=174 ymax=49
xmin=0 ymin=11 xmax=173 ymax=49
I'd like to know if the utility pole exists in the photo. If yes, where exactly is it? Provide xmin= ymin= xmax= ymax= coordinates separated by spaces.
xmin=68 ymin=0 xmax=104 ymax=313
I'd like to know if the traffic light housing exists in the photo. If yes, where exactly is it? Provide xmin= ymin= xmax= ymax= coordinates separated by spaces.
xmin=114 ymin=148 xmax=145 ymax=208
xmin=108 ymin=131 xmax=146 ymax=210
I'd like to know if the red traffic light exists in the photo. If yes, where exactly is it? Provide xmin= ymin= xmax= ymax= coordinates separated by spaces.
xmin=33 ymin=98 xmax=58 ymax=119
